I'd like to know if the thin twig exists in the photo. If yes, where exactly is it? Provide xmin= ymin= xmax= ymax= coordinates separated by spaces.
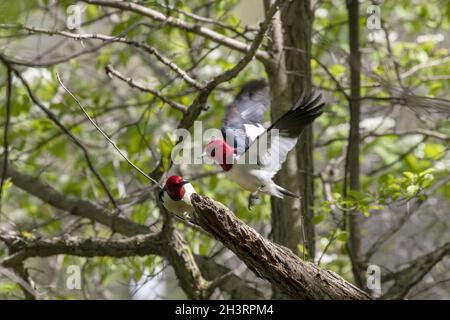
xmin=0 ymin=65 xmax=12 ymax=216
xmin=82 ymin=0 xmax=272 ymax=64
xmin=156 ymin=3 xmax=256 ymax=41
xmin=0 ymin=266 xmax=38 ymax=299
xmin=104 ymin=65 xmax=187 ymax=114
xmin=1 ymin=24 xmax=204 ymax=89
xmin=56 ymin=73 xmax=163 ymax=189
xmin=0 ymin=59 xmax=119 ymax=209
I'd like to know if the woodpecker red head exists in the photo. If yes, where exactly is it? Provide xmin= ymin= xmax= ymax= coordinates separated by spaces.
xmin=159 ymin=175 xmax=196 ymax=219
xmin=205 ymin=139 xmax=235 ymax=171
xmin=164 ymin=175 xmax=190 ymax=200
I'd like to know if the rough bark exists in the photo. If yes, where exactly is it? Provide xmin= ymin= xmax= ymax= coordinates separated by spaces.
xmin=191 ymin=194 xmax=372 ymax=300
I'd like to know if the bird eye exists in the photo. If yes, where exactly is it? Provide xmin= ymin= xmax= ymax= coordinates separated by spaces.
xmin=211 ymin=149 xmax=216 ymax=157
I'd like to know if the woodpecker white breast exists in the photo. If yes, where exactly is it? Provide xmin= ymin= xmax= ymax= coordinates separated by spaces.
xmin=159 ymin=176 xmax=196 ymax=219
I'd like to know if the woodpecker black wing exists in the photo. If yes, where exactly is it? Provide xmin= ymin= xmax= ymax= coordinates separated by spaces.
xmin=221 ymin=79 xmax=270 ymax=154
xmin=238 ymin=90 xmax=325 ymax=178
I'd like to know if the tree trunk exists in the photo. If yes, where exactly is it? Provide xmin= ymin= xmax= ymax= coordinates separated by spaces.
xmin=263 ymin=1 xmax=300 ymax=260
xmin=263 ymin=0 xmax=316 ymax=298
xmin=345 ymin=0 xmax=364 ymax=288
xmin=282 ymin=0 xmax=316 ymax=261
xmin=263 ymin=0 xmax=315 ymax=258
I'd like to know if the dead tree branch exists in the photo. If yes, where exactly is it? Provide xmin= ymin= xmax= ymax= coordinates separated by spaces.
xmin=190 ymin=194 xmax=372 ymax=300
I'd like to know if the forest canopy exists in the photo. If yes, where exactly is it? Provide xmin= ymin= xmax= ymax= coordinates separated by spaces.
xmin=0 ymin=0 xmax=449 ymax=300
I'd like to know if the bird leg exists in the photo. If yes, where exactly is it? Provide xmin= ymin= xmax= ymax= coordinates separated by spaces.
xmin=247 ymin=186 xmax=264 ymax=210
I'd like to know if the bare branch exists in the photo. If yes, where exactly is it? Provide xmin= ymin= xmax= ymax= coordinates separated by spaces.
xmin=313 ymin=57 xmax=350 ymax=101
xmin=0 ymin=232 xmax=163 ymax=267
xmin=2 ymin=162 xmax=149 ymax=236
xmin=104 ymin=64 xmax=187 ymax=114
xmin=368 ymin=136 xmax=427 ymax=176
xmin=156 ymin=3 xmax=257 ymax=41
xmin=401 ymin=55 xmax=450 ymax=79
xmin=177 ymin=0 xmax=284 ymax=130
xmin=0 ymin=40 xmax=111 ymax=68
xmin=0 ymin=266 xmax=38 ymax=300
xmin=82 ymin=0 xmax=272 ymax=64
xmin=0 ymin=24 xmax=204 ymax=90
xmin=382 ymin=242 xmax=450 ymax=299
xmin=0 ymin=63 xmax=12 ymax=215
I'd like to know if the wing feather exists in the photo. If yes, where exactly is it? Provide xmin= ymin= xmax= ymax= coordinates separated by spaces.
xmin=238 ymin=91 xmax=325 ymax=178
xmin=221 ymin=79 xmax=270 ymax=154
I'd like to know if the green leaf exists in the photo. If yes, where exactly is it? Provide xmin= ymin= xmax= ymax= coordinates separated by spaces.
xmin=368 ymin=205 xmax=384 ymax=212
xmin=329 ymin=64 xmax=346 ymax=77
xmin=332 ymin=192 xmax=342 ymax=200
xmin=336 ymin=231 xmax=347 ymax=242
xmin=312 ymin=214 xmax=325 ymax=225
xmin=424 ymin=143 xmax=445 ymax=159
xmin=403 ymin=171 xmax=415 ymax=181
xmin=406 ymin=184 xmax=420 ymax=196
xmin=419 ymin=168 xmax=436 ymax=178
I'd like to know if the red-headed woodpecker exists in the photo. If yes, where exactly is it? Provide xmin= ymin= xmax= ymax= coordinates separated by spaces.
xmin=204 ymin=88 xmax=325 ymax=204
xmin=159 ymin=175 xmax=196 ymax=219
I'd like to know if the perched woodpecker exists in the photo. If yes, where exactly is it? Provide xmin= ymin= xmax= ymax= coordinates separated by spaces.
xmin=159 ymin=175 xmax=196 ymax=219
xmin=204 ymin=87 xmax=325 ymax=205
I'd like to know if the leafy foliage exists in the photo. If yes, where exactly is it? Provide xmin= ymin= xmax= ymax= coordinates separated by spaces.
xmin=0 ymin=0 xmax=448 ymax=299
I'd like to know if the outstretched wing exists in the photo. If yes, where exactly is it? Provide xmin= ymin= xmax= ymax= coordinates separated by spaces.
xmin=237 ymin=91 xmax=325 ymax=178
xmin=221 ymin=79 xmax=270 ymax=154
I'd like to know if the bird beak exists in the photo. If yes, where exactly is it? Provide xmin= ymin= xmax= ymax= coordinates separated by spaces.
xmin=181 ymin=180 xmax=190 ymax=185
xmin=198 ymin=152 xmax=207 ymax=158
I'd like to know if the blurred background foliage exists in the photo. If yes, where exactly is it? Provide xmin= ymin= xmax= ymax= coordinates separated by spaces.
xmin=0 ymin=0 xmax=449 ymax=299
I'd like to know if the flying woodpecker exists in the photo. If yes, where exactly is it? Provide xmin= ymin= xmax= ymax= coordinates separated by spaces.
xmin=204 ymin=84 xmax=325 ymax=206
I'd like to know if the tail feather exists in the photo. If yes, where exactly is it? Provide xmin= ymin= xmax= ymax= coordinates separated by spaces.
xmin=273 ymin=185 xmax=300 ymax=199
